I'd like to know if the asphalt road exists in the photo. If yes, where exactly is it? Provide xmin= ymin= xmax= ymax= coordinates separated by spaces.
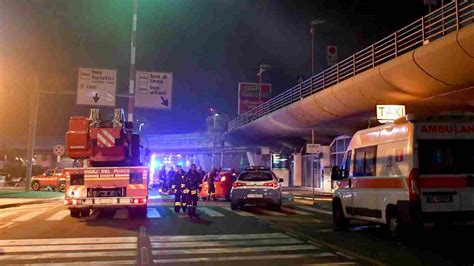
xmin=1 ymin=192 xmax=474 ymax=265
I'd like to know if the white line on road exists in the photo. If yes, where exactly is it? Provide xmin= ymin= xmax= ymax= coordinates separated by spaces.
xmin=0 ymin=243 xmax=137 ymax=253
xmin=23 ymin=260 xmax=137 ymax=266
xmin=0 ymin=250 xmax=137 ymax=261
xmin=281 ymin=206 xmax=312 ymax=216
xmin=11 ymin=210 xmax=45 ymax=222
xmin=151 ymin=238 xmax=303 ymax=249
xmin=147 ymin=207 xmax=161 ymax=218
xmin=46 ymin=210 xmax=70 ymax=221
xmin=295 ymin=205 xmax=332 ymax=215
xmin=0 ymin=236 xmax=137 ymax=246
xmin=198 ymin=207 xmax=225 ymax=217
xmin=154 ymin=252 xmax=336 ymax=264
xmin=152 ymin=244 xmax=318 ymax=256
xmin=258 ymin=209 xmax=287 ymax=216
xmin=150 ymin=232 xmax=288 ymax=242
xmin=0 ymin=211 xmax=17 ymax=220
xmin=220 ymin=206 xmax=256 ymax=216
xmin=0 ymin=222 xmax=14 ymax=229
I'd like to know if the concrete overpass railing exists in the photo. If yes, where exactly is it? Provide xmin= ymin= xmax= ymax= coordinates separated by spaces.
xmin=228 ymin=0 xmax=473 ymax=131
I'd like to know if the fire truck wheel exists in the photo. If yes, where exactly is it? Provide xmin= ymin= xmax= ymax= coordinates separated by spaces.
xmin=80 ymin=209 xmax=90 ymax=217
xmin=70 ymin=210 xmax=80 ymax=218
xmin=31 ymin=181 xmax=40 ymax=191
xmin=58 ymin=182 xmax=66 ymax=192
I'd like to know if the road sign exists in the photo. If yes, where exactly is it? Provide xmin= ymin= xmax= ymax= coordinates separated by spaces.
xmin=238 ymin=82 xmax=272 ymax=115
xmin=53 ymin=145 xmax=65 ymax=156
xmin=134 ymin=71 xmax=173 ymax=110
xmin=77 ymin=68 xmax=116 ymax=107
xmin=261 ymin=146 xmax=270 ymax=155
xmin=376 ymin=105 xmax=406 ymax=123
xmin=306 ymin=143 xmax=321 ymax=154
xmin=326 ymin=45 xmax=338 ymax=66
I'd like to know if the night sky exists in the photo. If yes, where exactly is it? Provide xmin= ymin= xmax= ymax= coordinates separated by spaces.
xmin=0 ymin=0 xmax=428 ymax=136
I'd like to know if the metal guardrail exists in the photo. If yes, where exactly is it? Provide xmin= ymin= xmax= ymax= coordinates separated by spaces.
xmin=228 ymin=0 xmax=473 ymax=131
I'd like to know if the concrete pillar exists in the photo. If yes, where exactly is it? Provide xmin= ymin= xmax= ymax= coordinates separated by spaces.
xmin=293 ymin=153 xmax=302 ymax=187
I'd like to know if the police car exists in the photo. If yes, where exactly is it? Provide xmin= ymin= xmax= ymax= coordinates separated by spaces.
xmin=332 ymin=113 xmax=474 ymax=238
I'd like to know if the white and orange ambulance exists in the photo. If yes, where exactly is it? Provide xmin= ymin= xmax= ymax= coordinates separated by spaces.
xmin=332 ymin=113 xmax=474 ymax=237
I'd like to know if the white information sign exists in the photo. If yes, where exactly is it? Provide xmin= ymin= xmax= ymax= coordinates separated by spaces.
xmin=306 ymin=143 xmax=321 ymax=154
xmin=77 ymin=68 xmax=116 ymax=107
xmin=261 ymin=147 xmax=270 ymax=155
xmin=376 ymin=105 xmax=406 ymax=123
xmin=135 ymin=71 xmax=173 ymax=110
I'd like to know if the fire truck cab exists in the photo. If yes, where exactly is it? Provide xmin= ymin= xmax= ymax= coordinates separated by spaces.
xmin=332 ymin=113 xmax=474 ymax=238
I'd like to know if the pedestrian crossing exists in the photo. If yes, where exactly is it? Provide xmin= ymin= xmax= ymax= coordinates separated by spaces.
xmin=0 ymin=203 xmax=332 ymax=228
xmin=150 ymin=232 xmax=356 ymax=265
xmin=0 ymin=236 xmax=138 ymax=265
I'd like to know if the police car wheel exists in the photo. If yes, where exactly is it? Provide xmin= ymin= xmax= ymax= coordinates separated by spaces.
xmin=231 ymin=202 xmax=239 ymax=210
xmin=31 ymin=181 xmax=40 ymax=191
xmin=332 ymin=200 xmax=349 ymax=230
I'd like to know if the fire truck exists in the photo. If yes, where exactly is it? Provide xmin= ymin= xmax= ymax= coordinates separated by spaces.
xmin=64 ymin=109 xmax=149 ymax=218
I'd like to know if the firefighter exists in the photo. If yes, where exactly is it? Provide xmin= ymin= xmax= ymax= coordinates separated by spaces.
xmin=171 ymin=166 xmax=187 ymax=213
xmin=206 ymin=168 xmax=217 ymax=201
xmin=184 ymin=164 xmax=202 ymax=218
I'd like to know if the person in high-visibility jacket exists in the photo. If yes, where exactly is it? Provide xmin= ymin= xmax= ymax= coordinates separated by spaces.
xmin=171 ymin=166 xmax=187 ymax=213
xmin=184 ymin=164 xmax=203 ymax=218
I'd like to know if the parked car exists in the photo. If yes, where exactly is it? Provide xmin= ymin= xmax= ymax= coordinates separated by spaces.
xmin=31 ymin=167 xmax=66 ymax=192
xmin=200 ymin=169 xmax=238 ymax=201
xmin=230 ymin=167 xmax=283 ymax=210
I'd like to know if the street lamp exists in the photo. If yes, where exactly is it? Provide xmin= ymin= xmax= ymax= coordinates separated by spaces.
xmin=257 ymin=64 xmax=271 ymax=104
xmin=310 ymin=19 xmax=325 ymax=77
xmin=139 ymin=122 xmax=145 ymax=133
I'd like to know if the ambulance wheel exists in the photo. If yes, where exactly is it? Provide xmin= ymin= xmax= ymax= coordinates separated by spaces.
xmin=70 ymin=210 xmax=80 ymax=218
xmin=332 ymin=199 xmax=349 ymax=230
xmin=31 ymin=181 xmax=40 ymax=191
xmin=386 ymin=207 xmax=403 ymax=240
xmin=80 ymin=209 xmax=90 ymax=217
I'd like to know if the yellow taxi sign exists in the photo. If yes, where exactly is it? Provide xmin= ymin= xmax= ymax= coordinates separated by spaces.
xmin=376 ymin=105 xmax=405 ymax=123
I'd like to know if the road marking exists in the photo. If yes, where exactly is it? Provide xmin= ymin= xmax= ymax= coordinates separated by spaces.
xmin=0 ymin=211 xmax=18 ymax=219
xmin=152 ymin=244 xmax=318 ymax=256
xmin=154 ymin=253 xmax=335 ymax=264
xmin=281 ymin=206 xmax=312 ymax=215
xmin=11 ymin=210 xmax=45 ymax=222
xmin=23 ymin=260 xmax=136 ymax=265
xmin=147 ymin=207 xmax=161 ymax=218
xmin=0 ymin=243 xmax=137 ymax=253
xmin=46 ymin=210 xmax=70 ymax=221
xmin=198 ymin=207 xmax=225 ymax=217
xmin=151 ymin=238 xmax=303 ymax=249
xmin=150 ymin=232 xmax=288 ymax=242
xmin=0 ymin=222 xmax=14 ymax=229
xmin=220 ymin=206 xmax=256 ymax=216
xmin=295 ymin=205 xmax=332 ymax=215
xmin=0 ymin=236 xmax=137 ymax=246
xmin=0 ymin=250 xmax=137 ymax=261
xmin=113 ymin=209 xmax=129 ymax=219
xmin=258 ymin=208 xmax=287 ymax=216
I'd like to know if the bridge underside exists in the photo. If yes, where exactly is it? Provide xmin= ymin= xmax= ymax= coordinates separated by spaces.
xmin=228 ymin=24 xmax=474 ymax=146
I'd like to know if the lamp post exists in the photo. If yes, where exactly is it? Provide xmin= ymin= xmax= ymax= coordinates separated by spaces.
xmin=257 ymin=64 xmax=271 ymax=104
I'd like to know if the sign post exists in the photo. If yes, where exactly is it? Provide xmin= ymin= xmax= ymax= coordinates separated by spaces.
xmin=53 ymin=145 xmax=65 ymax=163
xmin=376 ymin=105 xmax=406 ymax=123
xmin=77 ymin=68 xmax=117 ymax=107
xmin=238 ymin=82 xmax=272 ymax=115
xmin=134 ymin=71 xmax=173 ymax=110
xmin=327 ymin=45 xmax=338 ymax=66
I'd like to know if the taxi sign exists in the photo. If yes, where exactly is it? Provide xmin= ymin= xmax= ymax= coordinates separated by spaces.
xmin=376 ymin=105 xmax=405 ymax=123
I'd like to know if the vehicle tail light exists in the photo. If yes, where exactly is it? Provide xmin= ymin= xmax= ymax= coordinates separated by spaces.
xmin=130 ymin=198 xmax=147 ymax=204
xmin=221 ymin=176 xmax=226 ymax=182
xmin=263 ymin=182 xmax=279 ymax=189
xmin=65 ymin=199 xmax=82 ymax=205
xmin=408 ymin=168 xmax=420 ymax=201
xmin=233 ymin=182 xmax=246 ymax=188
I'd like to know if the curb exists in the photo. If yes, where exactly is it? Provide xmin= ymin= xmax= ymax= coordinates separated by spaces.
xmin=0 ymin=197 xmax=63 ymax=209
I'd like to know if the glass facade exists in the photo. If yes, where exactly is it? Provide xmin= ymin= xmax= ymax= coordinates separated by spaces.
xmin=330 ymin=136 xmax=351 ymax=168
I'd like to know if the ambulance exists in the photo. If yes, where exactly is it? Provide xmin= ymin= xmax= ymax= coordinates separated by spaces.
xmin=332 ymin=112 xmax=474 ymax=238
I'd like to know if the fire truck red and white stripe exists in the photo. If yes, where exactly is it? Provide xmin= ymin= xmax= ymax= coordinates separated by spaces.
xmin=96 ymin=129 xmax=116 ymax=148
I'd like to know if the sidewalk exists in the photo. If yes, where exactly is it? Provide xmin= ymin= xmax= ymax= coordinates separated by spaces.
xmin=0 ymin=190 xmax=64 ymax=209
xmin=282 ymin=186 xmax=333 ymax=199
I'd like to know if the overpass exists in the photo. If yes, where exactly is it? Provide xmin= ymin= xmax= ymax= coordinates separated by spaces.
xmin=228 ymin=0 xmax=474 ymax=145
xmin=227 ymin=1 xmax=474 ymax=190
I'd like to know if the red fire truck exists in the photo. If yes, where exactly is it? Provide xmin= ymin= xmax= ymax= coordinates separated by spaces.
xmin=64 ymin=109 xmax=149 ymax=218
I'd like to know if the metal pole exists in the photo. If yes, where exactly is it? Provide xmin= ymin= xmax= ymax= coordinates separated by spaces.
xmin=128 ymin=0 xmax=138 ymax=122
xmin=259 ymin=70 xmax=262 ymax=104
xmin=311 ymin=25 xmax=315 ymax=77
xmin=25 ymin=74 xmax=39 ymax=192
xmin=311 ymin=129 xmax=315 ymax=204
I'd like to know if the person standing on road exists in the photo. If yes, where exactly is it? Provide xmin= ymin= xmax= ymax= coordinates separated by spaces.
xmin=166 ymin=166 xmax=176 ymax=194
xmin=206 ymin=168 xmax=217 ymax=201
xmin=158 ymin=166 xmax=167 ymax=191
xmin=184 ymin=164 xmax=202 ymax=218
xmin=171 ymin=166 xmax=187 ymax=213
